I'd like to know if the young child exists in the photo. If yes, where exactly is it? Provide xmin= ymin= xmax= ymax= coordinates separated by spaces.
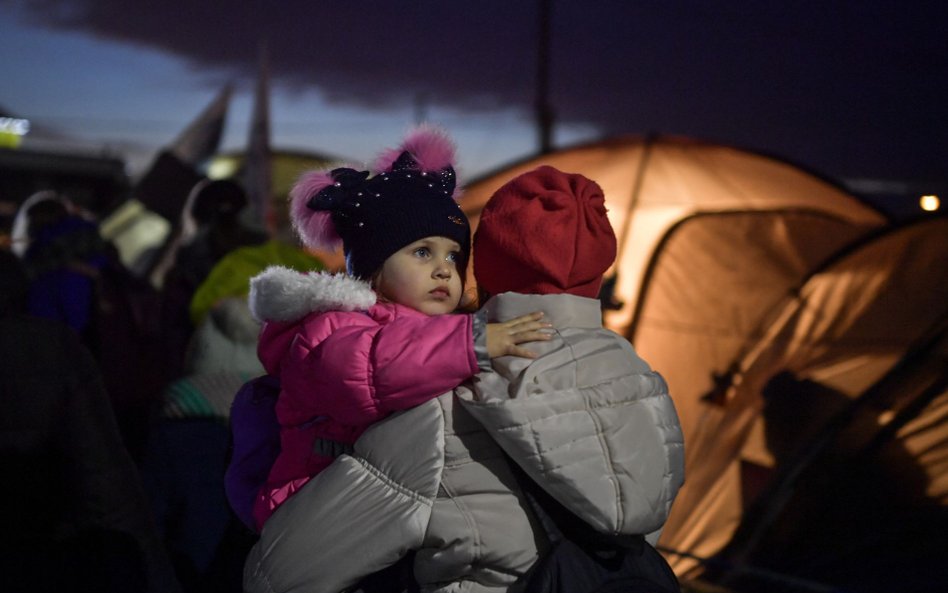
xmin=246 ymin=127 xmax=549 ymax=530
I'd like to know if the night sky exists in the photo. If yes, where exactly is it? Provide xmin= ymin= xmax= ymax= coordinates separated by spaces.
xmin=2 ymin=0 xmax=946 ymax=186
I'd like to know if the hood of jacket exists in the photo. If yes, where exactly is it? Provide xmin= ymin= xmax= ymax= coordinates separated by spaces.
xmin=248 ymin=266 xmax=377 ymax=324
xmin=457 ymin=291 xmax=685 ymax=537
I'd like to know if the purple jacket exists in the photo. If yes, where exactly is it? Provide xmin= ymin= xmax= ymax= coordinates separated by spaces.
xmin=225 ymin=374 xmax=281 ymax=531
xmin=247 ymin=267 xmax=478 ymax=529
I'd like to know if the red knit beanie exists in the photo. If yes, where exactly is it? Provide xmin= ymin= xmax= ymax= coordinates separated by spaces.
xmin=473 ymin=165 xmax=617 ymax=298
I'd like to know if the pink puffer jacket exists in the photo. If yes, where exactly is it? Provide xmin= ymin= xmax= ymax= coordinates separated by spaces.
xmin=247 ymin=267 xmax=478 ymax=528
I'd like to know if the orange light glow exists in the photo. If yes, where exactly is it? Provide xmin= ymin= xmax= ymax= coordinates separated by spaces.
xmin=919 ymin=195 xmax=940 ymax=212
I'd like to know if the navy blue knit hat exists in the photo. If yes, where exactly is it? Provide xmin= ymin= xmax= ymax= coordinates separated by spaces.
xmin=289 ymin=126 xmax=470 ymax=280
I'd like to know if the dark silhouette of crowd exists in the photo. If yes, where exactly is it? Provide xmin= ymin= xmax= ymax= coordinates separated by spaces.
xmin=0 ymin=180 xmax=322 ymax=593
xmin=0 ymin=246 xmax=179 ymax=593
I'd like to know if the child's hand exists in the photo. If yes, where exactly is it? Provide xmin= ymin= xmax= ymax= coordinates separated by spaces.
xmin=486 ymin=312 xmax=553 ymax=359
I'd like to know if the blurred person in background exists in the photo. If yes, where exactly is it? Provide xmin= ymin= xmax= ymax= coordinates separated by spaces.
xmin=16 ymin=191 xmax=166 ymax=459
xmin=153 ymin=178 xmax=267 ymax=384
xmin=19 ymin=194 xmax=108 ymax=338
xmin=0 ymin=249 xmax=182 ymax=593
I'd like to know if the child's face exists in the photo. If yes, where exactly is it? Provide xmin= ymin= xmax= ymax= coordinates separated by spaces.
xmin=375 ymin=236 xmax=463 ymax=315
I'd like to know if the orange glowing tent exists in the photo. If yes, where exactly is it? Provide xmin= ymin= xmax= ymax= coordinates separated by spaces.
xmin=691 ymin=217 xmax=948 ymax=591
xmin=458 ymin=135 xmax=946 ymax=590
xmin=461 ymin=135 xmax=886 ymax=334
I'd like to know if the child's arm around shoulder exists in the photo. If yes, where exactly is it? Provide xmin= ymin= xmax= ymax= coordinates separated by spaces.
xmin=279 ymin=307 xmax=479 ymax=425
xmin=272 ymin=286 xmax=552 ymax=427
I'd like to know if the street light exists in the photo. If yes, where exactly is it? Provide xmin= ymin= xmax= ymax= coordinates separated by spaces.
xmin=919 ymin=194 xmax=940 ymax=212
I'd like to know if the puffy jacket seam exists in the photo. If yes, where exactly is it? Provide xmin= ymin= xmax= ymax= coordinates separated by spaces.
xmin=365 ymin=326 xmax=383 ymax=418
xmin=564 ymin=334 xmax=623 ymax=532
xmin=473 ymin=370 xmax=665 ymax=411
xmin=577 ymin=369 xmax=664 ymax=394
xmin=443 ymin=457 xmax=474 ymax=469
xmin=489 ymin=391 xmax=667 ymax=433
xmin=255 ymin=567 xmax=276 ymax=593
xmin=467 ymin=312 xmax=484 ymax=373
xmin=352 ymin=455 xmax=435 ymax=507
xmin=425 ymin=577 xmax=479 ymax=591
xmin=525 ymin=455 xmax=607 ymax=474
xmin=447 ymin=487 xmax=483 ymax=569
xmin=512 ymin=432 xmax=605 ymax=456
xmin=439 ymin=398 xmax=483 ymax=568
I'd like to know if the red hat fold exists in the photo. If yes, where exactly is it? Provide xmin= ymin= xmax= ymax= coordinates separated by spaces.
xmin=474 ymin=165 xmax=617 ymax=298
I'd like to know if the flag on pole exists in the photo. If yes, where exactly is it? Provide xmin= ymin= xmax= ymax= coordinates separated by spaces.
xmin=169 ymin=83 xmax=232 ymax=167
xmin=135 ymin=84 xmax=232 ymax=221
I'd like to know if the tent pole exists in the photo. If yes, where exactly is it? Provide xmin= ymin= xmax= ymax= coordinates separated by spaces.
xmin=613 ymin=133 xmax=656 ymax=337
xmin=721 ymin=315 xmax=948 ymax=572
xmin=614 ymin=132 xmax=655 ymax=270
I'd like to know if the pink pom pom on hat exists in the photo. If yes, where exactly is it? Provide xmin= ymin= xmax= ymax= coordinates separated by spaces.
xmin=289 ymin=169 xmax=344 ymax=251
xmin=373 ymin=124 xmax=462 ymax=199
xmin=288 ymin=125 xmax=471 ymax=280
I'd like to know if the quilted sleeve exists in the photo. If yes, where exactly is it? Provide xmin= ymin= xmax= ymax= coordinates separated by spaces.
xmin=243 ymin=401 xmax=444 ymax=593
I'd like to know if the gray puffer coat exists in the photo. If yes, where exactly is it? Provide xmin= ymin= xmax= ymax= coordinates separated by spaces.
xmin=243 ymin=292 xmax=684 ymax=593
xmin=458 ymin=292 xmax=684 ymax=537
xmin=244 ymin=391 xmax=544 ymax=593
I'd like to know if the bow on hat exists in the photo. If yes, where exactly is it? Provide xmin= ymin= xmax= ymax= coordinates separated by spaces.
xmin=305 ymin=167 xmax=370 ymax=219
xmin=289 ymin=125 xmax=470 ymax=280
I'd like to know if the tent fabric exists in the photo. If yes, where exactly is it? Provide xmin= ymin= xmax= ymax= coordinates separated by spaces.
xmin=461 ymin=135 xmax=887 ymax=336
xmin=626 ymin=210 xmax=885 ymax=575
xmin=460 ymin=136 xmax=948 ymax=590
xmin=666 ymin=217 xmax=948 ymax=587
xmin=630 ymin=211 xmax=882 ymax=438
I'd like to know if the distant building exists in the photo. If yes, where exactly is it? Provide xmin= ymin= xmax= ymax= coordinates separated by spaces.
xmin=0 ymin=147 xmax=130 ymax=215
xmin=0 ymin=108 xmax=132 ymax=247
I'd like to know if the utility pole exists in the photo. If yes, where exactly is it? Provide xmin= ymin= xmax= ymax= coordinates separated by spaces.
xmin=413 ymin=92 xmax=429 ymax=125
xmin=536 ymin=0 xmax=554 ymax=154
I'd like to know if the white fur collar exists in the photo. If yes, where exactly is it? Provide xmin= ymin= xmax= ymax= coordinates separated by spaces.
xmin=248 ymin=267 xmax=377 ymax=323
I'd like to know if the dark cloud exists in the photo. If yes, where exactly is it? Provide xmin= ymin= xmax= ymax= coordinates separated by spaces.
xmin=8 ymin=0 xmax=948 ymax=182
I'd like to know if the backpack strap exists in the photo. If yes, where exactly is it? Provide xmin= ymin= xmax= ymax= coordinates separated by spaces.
xmin=509 ymin=459 xmax=681 ymax=593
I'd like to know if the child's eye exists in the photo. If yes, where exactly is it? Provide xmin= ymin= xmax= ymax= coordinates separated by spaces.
xmin=413 ymin=247 xmax=431 ymax=258
xmin=446 ymin=251 xmax=460 ymax=263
